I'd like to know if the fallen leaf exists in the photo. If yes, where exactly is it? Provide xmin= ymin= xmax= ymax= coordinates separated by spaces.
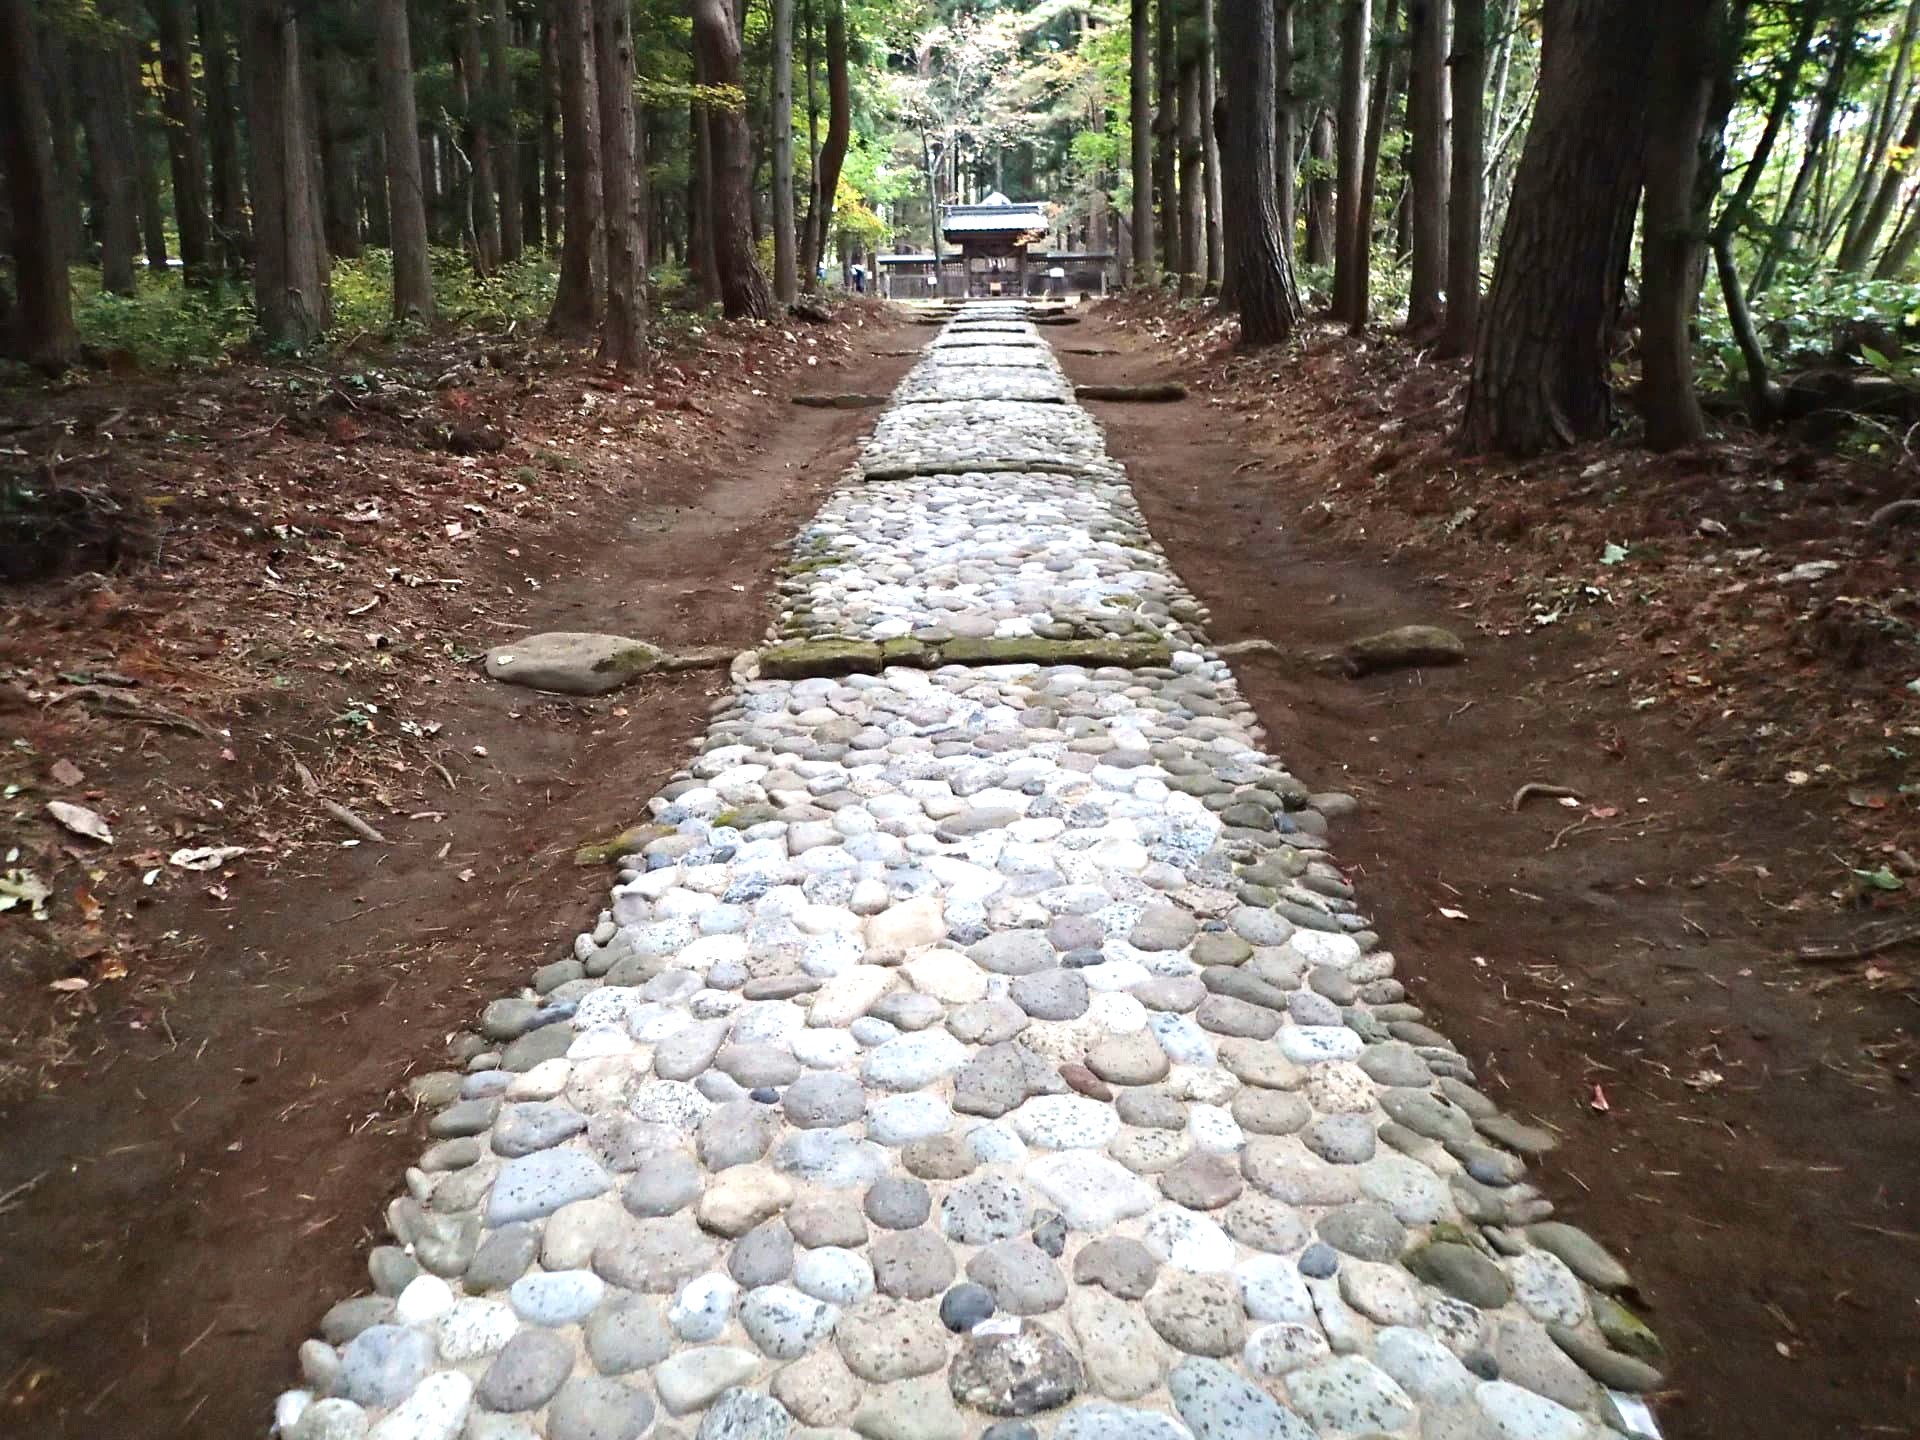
xmin=169 ymin=845 xmax=249 ymax=871
xmin=1590 ymin=1084 xmax=1611 ymax=1112
xmin=50 ymin=758 xmax=85 ymax=786
xmin=47 ymin=801 xmax=113 ymax=844
xmin=1437 ymin=906 xmax=1471 ymax=921
xmin=49 ymin=977 xmax=90 ymax=992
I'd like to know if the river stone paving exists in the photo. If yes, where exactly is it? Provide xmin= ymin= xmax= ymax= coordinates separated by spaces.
xmin=272 ymin=301 xmax=1664 ymax=1440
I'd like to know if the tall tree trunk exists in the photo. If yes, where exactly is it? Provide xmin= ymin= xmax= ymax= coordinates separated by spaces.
xmin=1639 ymin=0 xmax=1723 ymax=449
xmin=692 ymin=0 xmax=777 ymax=319
xmin=1333 ymin=0 xmax=1371 ymax=319
xmin=1221 ymin=0 xmax=1302 ymax=343
xmin=549 ymin=0 xmax=603 ymax=335
xmin=315 ymin=46 xmax=363 ymax=260
xmin=42 ymin=24 xmax=83 ymax=274
xmin=541 ymin=14 xmax=563 ymax=248
xmin=80 ymin=13 xmax=141 ymax=296
xmin=1461 ymin=0 xmax=1651 ymax=454
xmin=771 ymin=0 xmax=797 ymax=302
xmin=1 ymin=0 xmax=79 ymax=369
xmin=1438 ymin=0 xmax=1485 ymax=354
xmin=1837 ymin=0 xmax=1920 ymax=256
xmin=1351 ymin=0 xmax=1403 ymax=331
xmin=1201 ymin=0 xmax=1225 ymax=292
xmin=1874 ymin=187 xmax=1920 ymax=276
xmin=197 ymin=0 xmax=249 ymax=272
xmin=807 ymin=0 xmax=849 ymax=292
xmin=800 ymin=0 xmax=820 ymax=281
xmin=490 ymin=0 xmax=522 ymax=263
xmin=364 ymin=130 xmax=390 ymax=246
xmin=1131 ymin=0 xmax=1157 ymax=284
xmin=693 ymin=102 xmax=721 ymax=302
xmin=243 ymin=0 xmax=331 ymax=347
xmin=1754 ymin=9 xmax=1851 ymax=290
xmin=594 ymin=0 xmax=643 ymax=366
xmin=1177 ymin=19 xmax=1203 ymax=293
xmin=1842 ymin=96 xmax=1920 ymax=271
xmin=1156 ymin=0 xmax=1179 ymax=276
xmin=1305 ymin=109 xmax=1336 ymax=267
xmin=1406 ymin=0 xmax=1449 ymax=332
xmin=460 ymin=0 xmax=501 ymax=273
xmin=154 ymin=0 xmax=214 ymax=285
xmin=376 ymin=0 xmax=434 ymax=323
xmin=1275 ymin=0 xmax=1298 ymax=259
xmin=1720 ymin=0 xmax=1818 ymax=237
xmin=131 ymin=40 xmax=170 ymax=270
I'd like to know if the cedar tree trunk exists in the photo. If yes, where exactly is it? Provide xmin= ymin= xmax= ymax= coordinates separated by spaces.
xmin=1221 ymin=0 xmax=1303 ymax=343
xmin=1438 ymin=0 xmax=1485 ymax=355
xmin=243 ymin=0 xmax=332 ymax=347
xmin=1333 ymin=0 xmax=1371 ymax=319
xmin=549 ymin=0 xmax=604 ymax=335
xmin=1406 ymin=0 xmax=1449 ymax=332
xmin=692 ymin=0 xmax=777 ymax=319
xmin=1461 ymin=0 xmax=1652 ymax=454
xmin=594 ymin=0 xmax=644 ymax=366
xmin=376 ymin=0 xmax=435 ymax=323
xmin=1130 ymin=0 xmax=1157 ymax=284
xmin=1 ymin=0 xmax=79 ymax=369
xmin=771 ymin=0 xmax=797 ymax=301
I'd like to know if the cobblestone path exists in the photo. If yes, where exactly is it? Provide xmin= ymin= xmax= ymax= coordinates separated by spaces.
xmin=272 ymin=304 xmax=1666 ymax=1440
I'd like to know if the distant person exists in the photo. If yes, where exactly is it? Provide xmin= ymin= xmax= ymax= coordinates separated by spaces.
xmin=851 ymin=263 xmax=866 ymax=294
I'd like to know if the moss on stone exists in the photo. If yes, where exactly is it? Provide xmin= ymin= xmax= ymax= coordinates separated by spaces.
xmin=1592 ymin=1293 xmax=1666 ymax=1362
xmin=758 ymin=637 xmax=884 ymax=679
xmin=936 ymin=636 xmax=1173 ymax=668
xmin=573 ymin=822 xmax=670 ymax=867
xmin=879 ymin=637 xmax=937 ymax=667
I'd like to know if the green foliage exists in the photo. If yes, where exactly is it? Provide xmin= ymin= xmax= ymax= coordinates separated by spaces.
xmin=69 ymin=268 xmax=254 ymax=369
xmin=1698 ymin=260 xmax=1920 ymax=382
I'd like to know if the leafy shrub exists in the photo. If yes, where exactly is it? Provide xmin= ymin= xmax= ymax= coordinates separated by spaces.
xmin=69 ymin=267 xmax=254 ymax=368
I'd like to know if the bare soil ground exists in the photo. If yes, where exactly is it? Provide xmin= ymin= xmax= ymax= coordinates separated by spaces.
xmin=0 ymin=304 xmax=920 ymax=1437
xmin=1059 ymin=300 xmax=1920 ymax=1440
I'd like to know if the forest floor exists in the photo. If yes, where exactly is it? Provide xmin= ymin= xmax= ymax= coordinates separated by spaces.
xmin=0 ymin=300 xmax=923 ymax=1436
xmin=1060 ymin=297 xmax=1920 ymax=1440
xmin=0 ymin=294 xmax=1914 ymax=1439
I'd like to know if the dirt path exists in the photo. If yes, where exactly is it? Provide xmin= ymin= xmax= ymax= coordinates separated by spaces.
xmin=1056 ymin=308 xmax=1920 ymax=1440
xmin=0 ymin=322 xmax=920 ymax=1439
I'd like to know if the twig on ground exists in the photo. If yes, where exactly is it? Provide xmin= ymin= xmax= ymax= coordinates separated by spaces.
xmin=1512 ymin=781 xmax=1582 ymax=812
xmin=320 ymin=800 xmax=388 ymax=845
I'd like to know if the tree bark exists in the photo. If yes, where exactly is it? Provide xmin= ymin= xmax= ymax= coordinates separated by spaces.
xmin=541 ymin=13 xmax=563 ymax=248
xmin=1639 ymin=0 xmax=1722 ymax=449
xmin=1843 ymin=94 xmax=1920 ymax=272
xmin=1332 ymin=0 xmax=1371 ymax=319
xmin=1461 ymin=0 xmax=1651 ymax=454
xmin=1275 ymin=0 xmax=1298 ymax=262
xmin=154 ymin=0 xmax=214 ymax=284
xmin=1438 ymin=0 xmax=1485 ymax=354
xmin=488 ymin=0 xmax=522 ymax=264
xmin=1754 ymin=9 xmax=1850 ymax=290
xmin=1177 ymin=16 xmax=1203 ymax=293
xmin=771 ymin=0 xmax=797 ymax=302
xmin=593 ymin=0 xmax=643 ymax=366
xmin=364 ymin=129 xmax=390 ymax=247
xmin=807 ymin=0 xmax=850 ymax=292
xmin=1131 ymin=0 xmax=1157 ymax=284
xmin=131 ymin=39 xmax=170 ymax=270
xmin=1406 ymin=0 xmax=1449 ymax=332
xmin=376 ymin=0 xmax=434 ymax=324
xmin=1156 ymin=0 xmax=1179 ymax=277
xmin=1305 ymin=109 xmax=1336 ymax=267
xmin=45 ymin=25 xmax=86 ymax=278
xmin=1222 ymin=0 xmax=1303 ymax=343
xmin=693 ymin=0 xmax=777 ymax=319
xmin=80 ymin=12 xmax=141 ymax=296
xmin=315 ymin=44 xmax=363 ymax=260
xmin=1200 ymin=0 xmax=1224 ymax=293
xmin=459 ymin=0 xmax=501 ymax=273
xmin=1837 ymin=0 xmax=1920 ymax=256
xmin=548 ymin=0 xmax=603 ymax=336
xmin=242 ymin=0 xmax=331 ymax=348
xmin=1 ymin=0 xmax=79 ymax=369
xmin=197 ymin=0 xmax=249 ymax=272
xmin=1351 ymin=0 xmax=1403 ymax=331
